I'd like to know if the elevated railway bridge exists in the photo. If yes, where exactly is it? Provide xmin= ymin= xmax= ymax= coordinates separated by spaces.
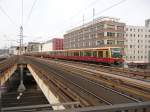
xmin=0 ymin=56 xmax=150 ymax=112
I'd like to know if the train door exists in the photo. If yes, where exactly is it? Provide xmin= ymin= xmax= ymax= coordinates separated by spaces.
xmin=97 ymin=50 xmax=103 ymax=58
xmin=105 ymin=50 xmax=109 ymax=58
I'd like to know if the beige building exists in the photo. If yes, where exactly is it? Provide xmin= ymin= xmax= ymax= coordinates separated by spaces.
xmin=27 ymin=42 xmax=40 ymax=53
xmin=64 ymin=17 xmax=125 ymax=50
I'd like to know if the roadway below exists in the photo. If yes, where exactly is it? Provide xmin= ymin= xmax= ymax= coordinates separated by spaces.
xmin=1 ymin=61 xmax=51 ymax=111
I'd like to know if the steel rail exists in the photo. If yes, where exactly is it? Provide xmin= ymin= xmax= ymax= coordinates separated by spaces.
xmin=38 ymin=58 xmax=150 ymax=100
xmin=51 ymin=63 xmax=141 ymax=102
xmin=44 ymin=61 xmax=141 ymax=103
xmin=28 ymin=58 xmax=112 ymax=105
xmin=49 ymin=59 xmax=150 ymax=80
xmin=28 ymin=57 xmax=140 ymax=105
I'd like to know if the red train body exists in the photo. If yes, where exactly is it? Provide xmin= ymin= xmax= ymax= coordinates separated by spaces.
xmin=26 ymin=47 xmax=124 ymax=65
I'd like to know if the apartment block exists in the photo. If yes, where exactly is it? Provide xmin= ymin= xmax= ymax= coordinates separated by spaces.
xmin=125 ymin=23 xmax=150 ymax=65
xmin=64 ymin=17 xmax=125 ymax=49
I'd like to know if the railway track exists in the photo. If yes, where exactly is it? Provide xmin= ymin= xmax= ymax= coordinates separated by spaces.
xmin=25 ymin=56 xmax=141 ymax=107
xmin=0 ymin=56 xmax=18 ymax=73
xmin=50 ymin=59 xmax=150 ymax=81
xmin=35 ymin=57 xmax=150 ymax=101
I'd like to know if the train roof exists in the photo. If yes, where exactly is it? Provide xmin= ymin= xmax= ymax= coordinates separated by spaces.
xmin=50 ymin=47 xmax=122 ymax=52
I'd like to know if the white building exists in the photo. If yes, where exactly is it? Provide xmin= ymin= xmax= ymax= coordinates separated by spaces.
xmin=9 ymin=46 xmax=19 ymax=55
xmin=125 ymin=20 xmax=150 ymax=65
xmin=41 ymin=40 xmax=53 ymax=52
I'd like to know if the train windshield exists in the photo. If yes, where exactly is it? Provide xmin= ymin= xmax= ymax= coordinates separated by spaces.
xmin=111 ymin=48 xmax=123 ymax=58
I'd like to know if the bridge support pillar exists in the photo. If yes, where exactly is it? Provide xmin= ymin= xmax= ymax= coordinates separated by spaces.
xmin=27 ymin=64 xmax=65 ymax=110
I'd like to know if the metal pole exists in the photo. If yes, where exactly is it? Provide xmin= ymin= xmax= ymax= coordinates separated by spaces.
xmin=20 ymin=26 xmax=23 ymax=55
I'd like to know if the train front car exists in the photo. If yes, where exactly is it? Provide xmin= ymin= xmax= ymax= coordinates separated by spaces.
xmin=110 ymin=47 xmax=124 ymax=65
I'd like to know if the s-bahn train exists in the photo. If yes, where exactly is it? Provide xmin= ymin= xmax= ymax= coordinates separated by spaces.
xmin=25 ymin=47 xmax=124 ymax=65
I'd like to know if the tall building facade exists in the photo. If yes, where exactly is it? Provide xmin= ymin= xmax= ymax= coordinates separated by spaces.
xmin=124 ymin=25 xmax=150 ymax=64
xmin=64 ymin=17 xmax=125 ymax=49
xmin=41 ymin=38 xmax=63 ymax=52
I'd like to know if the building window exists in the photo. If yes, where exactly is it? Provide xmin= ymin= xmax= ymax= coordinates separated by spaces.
xmin=145 ymin=35 xmax=147 ymax=38
xmin=97 ymin=24 xmax=104 ymax=29
xmin=130 ymin=56 xmax=132 ymax=59
xmin=117 ymin=33 xmax=123 ymax=37
xmin=107 ymin=32 xmax=115 ymax=37
xmin=107 ymin=40 xmax=115 ymax=45
xmin=138 ymin=29 xmax=140 ymax=32
xmin=126 ymin=28 xmax=128 ymax=31
xmin=117 ymin=41 xmax=124 ymax=45
xmin=107 ymin=24 xmax=115 ymax=29
xmin=98 ymin=32 xmax=104 ymax=37
xmin=138 ymin=34 xmax=139 ymax=37
xmin=117 ymin=26 xmax=124 ymax=30
xmin=130 ymin=45 xmax=132 ymax=48
xmin=130 ymin=28 xmax=132 ymax=31
xmin=96 ymin=40 xmax=104 ymax=46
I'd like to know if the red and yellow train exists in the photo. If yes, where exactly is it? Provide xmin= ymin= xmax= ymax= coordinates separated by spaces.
xmin=26 ymin=47 xmax=124 ymax=65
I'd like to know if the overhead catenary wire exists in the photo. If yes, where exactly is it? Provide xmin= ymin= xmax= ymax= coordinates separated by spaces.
xmin=68 ymin=0 xmax=127 ymax=30
xmin=0 ymin=5 xmax=17 ymax=27
xmin=25 ymin=0 xmax=38 ymax=26
xmin=95 ymin=0 xmax=127 ymax=18
xmin=68 ymin=0 xmax=99 ymax=21
xmin=55 ymin=0 xmax=127 ymax=37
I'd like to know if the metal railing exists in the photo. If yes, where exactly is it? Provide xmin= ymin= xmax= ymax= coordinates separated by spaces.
xmin=1 ymin=101 xmax=150 ymax=112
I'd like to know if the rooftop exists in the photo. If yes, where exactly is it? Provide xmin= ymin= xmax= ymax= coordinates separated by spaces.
xmin=66 ymin=16 xmax=121 ymax=33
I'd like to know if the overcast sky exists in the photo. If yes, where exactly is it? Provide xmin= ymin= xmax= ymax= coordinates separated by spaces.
xmin=0 ymin=0 xmax=150 ymax=48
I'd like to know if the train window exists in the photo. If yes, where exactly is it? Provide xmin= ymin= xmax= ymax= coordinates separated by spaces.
xmin=111 ymin=48 xmax=123 ymax=58
xmin=84 ymin=51 xmax=92 ymax=56
xmin=63 ymin=52 xmax=66 ymax=56
xmin=93 ymin=51 xmax=97 ymax=57
xmin=74 ymin=52 xmax=79 ymax=56
xmin=68 ymin=52 xmax=71 ymax=56
xmin=80 ymin=51 xmax=84 ymax=56
xmin=98 ymin=51 xmax=103 ymax=58
xmin=66 ymin=52 xmax=68 ymax=56
xmin=71 ymin=52 xmax=74 ymax=56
